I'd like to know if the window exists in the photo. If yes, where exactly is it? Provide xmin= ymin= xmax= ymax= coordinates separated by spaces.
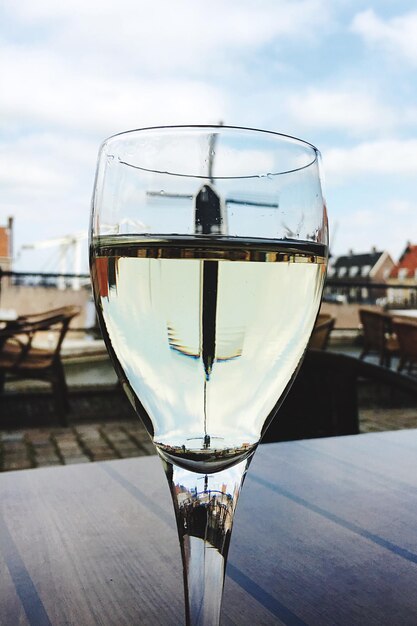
xmin=398 ymin=268 xmax=408 ymax=280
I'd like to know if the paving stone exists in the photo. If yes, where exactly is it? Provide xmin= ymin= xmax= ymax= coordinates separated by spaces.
xmin=125 ymin=423 xmax=148 ymax=434
xmin=138 ymin=441 xmax=156 ymax=455
xmin=33 ymin=452 xmax=58 ymax=464
xmin=114 ymin=449 xmax=140 ymax=458
xmin=56 ymin=445 xmax=80 ymax=455
xmin=2 ymin=442 xmax=28 ymax=453
xmin=35 ymin=452 xmax=61 ymax=463
xmin=125 ymin=431 xmax=150 ymax=444
xmin=32 ymin=441 xmax=55 ymax=449
xmin=2 ymin=458 xmax=32 ymax=471
xmin=30 ymin=441 xmax=54 ymax=450
xmin=90 ymin=451 xmax=119 ymax=461
xmin=36 ymin=459 xmax=63 ymax=467
xmin=54 ymin=434 xmax=79 ymax=443
xmin=112 ymin=420 xmax=140 ymax=429
xmin=76 ymin=428 xmax=102 ymax=440
xmin=57 ymin=441 xmax=82 ymax=450
xmin=27 ymin=436 xmax=52 ymax=446
xmin=2 ymin=455 xmax=29 ymax=467
xmin=1 ymin=432 xmax=25 ymax=443
xmin=58 ymin=448 xmax=84 ymax=460
xmin=113 ymin=443 xmax=140 ymax=454
xmin=106 ymin=440 xmax=132 ymax=451
xmin=85 ymin=442 xmax=113 ymax=452
xmin=62 ymin=456 xmax=91 ymax=465
xmin=103 ymin=431 xmax=131 ymax=443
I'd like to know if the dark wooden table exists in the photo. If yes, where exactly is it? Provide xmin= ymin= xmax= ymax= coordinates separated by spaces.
xmin=2 ymin=429 xmax=417 ymax=625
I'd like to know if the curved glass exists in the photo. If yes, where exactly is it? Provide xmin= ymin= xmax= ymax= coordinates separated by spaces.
xmin=90 ymin=125 xmax=328 ymax=625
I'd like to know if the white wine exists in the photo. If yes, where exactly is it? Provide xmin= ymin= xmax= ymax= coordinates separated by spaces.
xmin=91 ymin=235 xmax=327 ymax=472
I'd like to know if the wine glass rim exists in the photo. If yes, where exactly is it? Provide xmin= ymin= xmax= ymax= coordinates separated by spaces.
xmin=101 ymin=124 xmax=320 ymax=178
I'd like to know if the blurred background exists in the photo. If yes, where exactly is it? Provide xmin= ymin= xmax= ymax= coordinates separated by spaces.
xmin=1 ymin=0 xmax=417 ymax=471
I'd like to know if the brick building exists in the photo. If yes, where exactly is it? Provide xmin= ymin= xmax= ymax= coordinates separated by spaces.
xmin=0 ymin=217 xmax=13 ymax=273
xmin=387 ymin=242 xmax=417 ymax=306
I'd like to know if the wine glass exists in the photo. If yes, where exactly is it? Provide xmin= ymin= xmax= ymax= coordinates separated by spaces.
xmin=89 ymin=125 xmax=328 ymax=625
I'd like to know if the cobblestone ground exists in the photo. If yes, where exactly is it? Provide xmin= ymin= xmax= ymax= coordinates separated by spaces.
xmin=360 ymin=408 xmax=417 ymax=433
xmin=2 ymin=410 xmax=417 ymax=472
xmin=1 ymin=356 xmax=417 ymax=472
xmin=0 ymin=420 xmax=156 ymax=472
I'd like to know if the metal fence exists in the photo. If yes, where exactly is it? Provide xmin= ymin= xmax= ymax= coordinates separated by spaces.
xmin=324 ymin=279 xmax=417 ymax=309
xmin=0 ymin=269 xmax=90 ymax=289
xmin=1 ymin=270 xmax=417 ymax=333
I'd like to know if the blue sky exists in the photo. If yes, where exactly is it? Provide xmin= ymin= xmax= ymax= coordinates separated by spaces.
xmin=2 ymin=0 xmax=417 ymax=271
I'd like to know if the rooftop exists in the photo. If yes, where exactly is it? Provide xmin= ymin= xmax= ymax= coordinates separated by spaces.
xmin=333 ymin=250 xmax=384 ymax=269
xmin=390 ymin=243 xmax=417 ymax=279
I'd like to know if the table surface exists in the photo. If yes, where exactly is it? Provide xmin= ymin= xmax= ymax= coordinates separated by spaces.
xmin=2 ymin=429 xmax=417 ymax=625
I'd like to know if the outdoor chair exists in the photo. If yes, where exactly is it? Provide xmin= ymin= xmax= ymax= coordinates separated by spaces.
xmin=391 ymin=317 xmax=417 ymax=375
xmin=308 ymin=313 xmax=335 ymax=350
xmin=0 ymin=306 xmax=80 ymax=425
xmin=359 ymin=307 xmax=399 ymax=367
xmin=262 ymin=349 xmax=417 ymax=443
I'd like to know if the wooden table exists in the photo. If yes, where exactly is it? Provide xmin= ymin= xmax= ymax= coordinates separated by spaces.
xmin=2 ymin=429 xmax=417 ymax=625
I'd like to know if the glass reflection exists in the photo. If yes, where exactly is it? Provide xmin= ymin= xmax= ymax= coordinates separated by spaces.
xmin=163 ymin=457 xmax=253 ymax=625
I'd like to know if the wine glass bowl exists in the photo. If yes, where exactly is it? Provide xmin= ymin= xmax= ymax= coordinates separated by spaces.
xmin=90 ymin=125 xmax=328 ymax=625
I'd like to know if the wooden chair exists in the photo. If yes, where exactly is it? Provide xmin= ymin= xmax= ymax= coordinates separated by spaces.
xmin=391 ymin=317 xmax=417 ymax=374
xmin=0 ymin=306 xmax=81 ymax=425
xmin=262 ymin=349 xmax=417 ymax=443
xmin=359 ymin=308 xmax=399 ymax=367
xmin=308 ymin=313 xmax=335 ymax=350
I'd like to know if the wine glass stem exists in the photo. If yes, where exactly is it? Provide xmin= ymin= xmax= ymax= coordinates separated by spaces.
xmin=162 ymin=456 xmax=254 ymax=626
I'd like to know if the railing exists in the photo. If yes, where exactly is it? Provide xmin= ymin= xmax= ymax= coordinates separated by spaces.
xmin=325 ymin=279 xmax=417 ymax=309
xmin=1 ymin=270 xmax=417 ymax=333
xmin=323 ymin=279 xmax=417 ymax=333
xmin=0 ymin=269 xmax=90 ymax=289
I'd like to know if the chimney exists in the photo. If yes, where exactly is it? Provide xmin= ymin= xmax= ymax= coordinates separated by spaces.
xmin=7 ymin=216 xmax=13 ymax=259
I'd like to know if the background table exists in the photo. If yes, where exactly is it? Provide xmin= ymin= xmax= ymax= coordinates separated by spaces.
xmin=2 ymin=429 xmax=417 ymax=625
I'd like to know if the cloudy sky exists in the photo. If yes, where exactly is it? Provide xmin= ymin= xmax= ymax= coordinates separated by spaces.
xmin=2 ymin=0 xmax=417 ymax=271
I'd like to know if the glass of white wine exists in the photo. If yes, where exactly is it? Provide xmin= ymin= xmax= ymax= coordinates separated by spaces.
xmin=90 ymin=125 xmax=328 ymax=625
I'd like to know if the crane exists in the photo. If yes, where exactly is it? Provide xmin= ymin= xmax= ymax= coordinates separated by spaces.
xmin=21 ymin=232 xmax=87 ymax=290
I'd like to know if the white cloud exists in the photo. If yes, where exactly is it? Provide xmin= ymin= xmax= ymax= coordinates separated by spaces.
xmin=5 ymin=0 xmax=332 ymax=58
xmin=285 ymin=87 xmax=397 ymax=135
xmin=1 ymin=0 xmax=334 ymax=95
xmin=0 ymin=133 xmax=96 ymax=190
xmin=348 ymin=209 xmax=375 ymax=228
xmin=385 ymin=199 xmax=416 ymax=215
xmin=0 ymin=133 xmax=98 ymax=256
xmin=324 ymin=139 xmax=417 ymax=181
xmin=0 ymin=44 xmax=228 ymax=135
xmin=332 ymin=204 xmax=416 ymax=262
xmin=352 ymin=9 xmax=417 ymax=66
